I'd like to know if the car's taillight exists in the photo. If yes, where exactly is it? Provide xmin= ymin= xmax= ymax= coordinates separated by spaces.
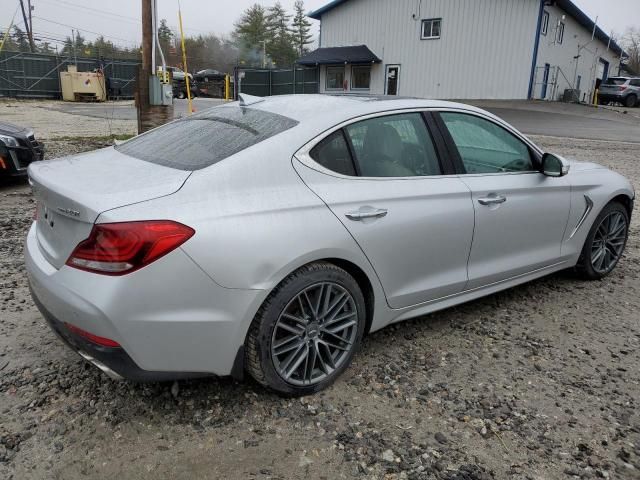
xmin=619 ymin=86 xmax=628 ymax=91
xmin=64 ymin=322 xmax=121 ymax=347
xmin=66 ymin=220 xmax=195 ymax=275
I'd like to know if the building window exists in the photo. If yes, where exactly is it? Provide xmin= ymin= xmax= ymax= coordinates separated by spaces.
xmin=421 ymin=18 xmax=442 ymax=40
xmin=351 ymin=65 xmax=371 ymax=90
xmin=557 ymin=22 xmax=565 ymax=44
xmin=325 ymin=66 xmax=345 ymax=90
xmin=541 ymin=11 xmax=549 ymax=36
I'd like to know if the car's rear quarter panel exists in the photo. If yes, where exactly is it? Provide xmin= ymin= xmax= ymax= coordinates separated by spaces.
xmin=99 ymin=133 xmax=391 ymax=339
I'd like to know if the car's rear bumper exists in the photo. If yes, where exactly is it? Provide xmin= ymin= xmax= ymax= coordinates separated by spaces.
xmin=29 ymin=286 xmax=205 ymax=381
xmin=25 ymin=222 xmax=265 ymax=381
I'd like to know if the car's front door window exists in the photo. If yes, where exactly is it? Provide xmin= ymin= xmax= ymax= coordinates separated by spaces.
xmin=440 ymin=112 xmax=535 ymax=174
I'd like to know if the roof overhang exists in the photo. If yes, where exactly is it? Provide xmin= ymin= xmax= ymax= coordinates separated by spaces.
xmin=296 ymin=45 xmax=382 ymax=66
xmin=308 ymin=0 xmax=350 ymax=20
xmin=553 ymin=0 xmax=626 ymax=57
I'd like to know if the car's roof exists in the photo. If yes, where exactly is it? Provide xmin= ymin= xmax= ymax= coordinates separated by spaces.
xmin=249 ymin=94 xmax=488 ymax=125
xmin=251 ymin=94 xmax=478 ymax=124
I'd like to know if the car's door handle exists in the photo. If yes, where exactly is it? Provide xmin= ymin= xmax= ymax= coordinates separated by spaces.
xmin=345 ymin=208 xmax=388 ymax=221
xmin=478 ymin=195 xmax=507 ymax=206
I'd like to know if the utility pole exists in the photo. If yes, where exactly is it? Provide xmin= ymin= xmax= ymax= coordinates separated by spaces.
xmin=71 ymin=29 xmax=77 ymax=65
xmin=137 ymin=0 xmax=172 ymax=134
xmin=19 ymin=0 xmax=35 ymax=52
xmin=27 ymin=0 xmax=33 ymax=42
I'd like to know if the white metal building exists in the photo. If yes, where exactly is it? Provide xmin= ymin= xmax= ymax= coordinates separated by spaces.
xmin=299 ymin=0 xmax=626 ymax=101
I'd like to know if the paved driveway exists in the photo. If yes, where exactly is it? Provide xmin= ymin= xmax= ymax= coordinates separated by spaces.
xmin=468 ymin=100 xmax=640 ymax=144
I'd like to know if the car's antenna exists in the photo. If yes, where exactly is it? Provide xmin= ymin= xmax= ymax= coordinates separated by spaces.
xmin=238 ymin=94 xmax=265 ymax=107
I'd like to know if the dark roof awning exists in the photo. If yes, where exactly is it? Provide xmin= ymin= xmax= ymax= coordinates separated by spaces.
xmin=297 ymin=45 xmax=382 ymax=66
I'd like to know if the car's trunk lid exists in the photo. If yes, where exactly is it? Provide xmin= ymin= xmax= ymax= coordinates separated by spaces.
xmin=29 ymin=147 xmax=190 ymax=269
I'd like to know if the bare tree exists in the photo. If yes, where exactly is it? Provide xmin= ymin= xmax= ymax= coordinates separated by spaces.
xmin=621 ymin=27 xmax=640 ymax=75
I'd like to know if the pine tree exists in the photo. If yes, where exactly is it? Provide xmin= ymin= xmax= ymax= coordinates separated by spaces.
xmin=233 ymin=4 xmax=268 ymax=50
xmin=12 ymin=26 xmax=30 ymax=52
xmin=265 ymin=1 xmax=297 ymax=67
xmin=291 ymin=0 xmax=313 ymax=56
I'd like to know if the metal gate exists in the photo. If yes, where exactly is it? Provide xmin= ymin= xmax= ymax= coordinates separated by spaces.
xmin=235 ymin=67 xmax=319 ymax=98
xmin=0 ymin=51 xmax=139 ymax=99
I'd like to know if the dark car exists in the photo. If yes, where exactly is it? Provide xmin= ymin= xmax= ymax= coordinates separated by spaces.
xmin=172 ymin=78 xmax=198 ymax=99
xmin=194 ymin=69 xmax=227 ymax=98
xmin=0 ymin=121 xmax=44 ymax=177
xmin=599 ymin=77 xmax=640 ymax=108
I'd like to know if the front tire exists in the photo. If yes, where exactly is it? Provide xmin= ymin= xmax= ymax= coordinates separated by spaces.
xmin=577 ymin=202 xmax=629 ymax=280
xmin=245 ymin=262 xmax=366 ymax=396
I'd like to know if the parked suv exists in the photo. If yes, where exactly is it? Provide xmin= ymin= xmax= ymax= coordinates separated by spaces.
xmin=0 ymin=121 xmax=44 ymax=177
xmin=599 ymin=77 xmax=640 ymax=108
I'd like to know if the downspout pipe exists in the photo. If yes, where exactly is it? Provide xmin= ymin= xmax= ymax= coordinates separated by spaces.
xmin=527 ymin=0 xmax=545 ymax=100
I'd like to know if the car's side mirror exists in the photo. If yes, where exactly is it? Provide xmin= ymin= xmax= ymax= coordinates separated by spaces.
xmin=541 ymin=153 xmax=570 ymax=177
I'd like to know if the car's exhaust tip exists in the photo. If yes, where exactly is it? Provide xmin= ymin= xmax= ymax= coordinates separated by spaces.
xmin=77 ymin=350 xmax=124 ymax=381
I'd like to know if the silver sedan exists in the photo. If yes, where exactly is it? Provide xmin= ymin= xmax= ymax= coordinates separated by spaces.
xmin=26 ymin=94 xmax=634 ymax=395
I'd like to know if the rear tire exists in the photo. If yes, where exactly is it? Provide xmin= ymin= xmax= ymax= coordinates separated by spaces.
xmin=624 ymin=94 xmax=637 ymax=108
xmin=245 ymin=262 xmax=366 ymax=396
xmin=576 ymin=202 xmax=629 ymax=280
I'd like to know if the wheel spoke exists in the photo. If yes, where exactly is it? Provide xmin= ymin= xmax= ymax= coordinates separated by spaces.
xmin=284 ymin=344 xmax=309 ymax=379
xmin=322 ymin=329 xmax=353 ymax=345
xmin=320 ymin=284 xmax=333 ymax=319
xmin=273 ymin=336 xmax=304 ymax=356
xmin=321 ymin=295 xmax=349 ymax=323
xmin=320 ymin=338 xmax=350 ymax=352
xmin=278 ymin=316 xmax=306 ymax=333
xmin=303 ymin=290 xmax=317 ymax=317
xmin=319 ymin=342 xmax=336 ymax=369
xmin=305 ymin=341 xmax=317 ymax=383
xmin=280 ymin=343 xmax=306 ymax=377
xmin=323 ymin=311 xmax=356 ymax=329
xmin=324 ymin=318 xmax=357 ymax=334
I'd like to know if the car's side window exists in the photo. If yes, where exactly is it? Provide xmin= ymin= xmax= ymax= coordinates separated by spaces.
xmin=309 ymin=130 xmax=357 ymax=176
xmin=344 ymin=113 xmax=442 ymax=177
xmin=440 ymin=112 xmax=535 ymax=174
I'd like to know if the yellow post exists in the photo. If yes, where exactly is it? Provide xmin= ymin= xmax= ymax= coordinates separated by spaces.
xmin=594 ymin=88 xmax=599 ymax=106
xmin=225 ymin=74 xmax=230 ymax=101
xmin=0 ymin=7 xmax=18 ymax=54
xmin=178 ymin=7 xmax=193 ymax=114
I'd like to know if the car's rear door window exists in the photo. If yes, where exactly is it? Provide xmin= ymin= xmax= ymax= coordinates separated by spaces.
xmin=116 ymin=105 xmax=298 ymax=170
xmin=344 ymin=113 xmax=442 ymax=177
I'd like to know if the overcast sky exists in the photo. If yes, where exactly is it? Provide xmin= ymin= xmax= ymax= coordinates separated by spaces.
xmin=1 ymin=0 xmax=638 ymax=51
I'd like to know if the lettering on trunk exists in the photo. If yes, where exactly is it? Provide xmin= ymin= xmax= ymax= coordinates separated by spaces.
xmin=56 ymin=207 xmax=80 ymax=217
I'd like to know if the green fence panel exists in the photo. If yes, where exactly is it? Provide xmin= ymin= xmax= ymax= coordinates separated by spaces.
xmin=0 ymin=51 xmax=139 ymax=99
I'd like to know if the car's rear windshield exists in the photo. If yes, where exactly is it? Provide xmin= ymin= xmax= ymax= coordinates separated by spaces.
xmin=115 ymin=105 xmax=298 ymax=170
xmin=603 ymin=78 xmax=627 ymax=86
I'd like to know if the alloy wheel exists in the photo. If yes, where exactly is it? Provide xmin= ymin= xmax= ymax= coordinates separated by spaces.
xmin=591 ymin=211 xmax=627 ymax=274
xmin=271 ymin=282 xmax=359 ymax=386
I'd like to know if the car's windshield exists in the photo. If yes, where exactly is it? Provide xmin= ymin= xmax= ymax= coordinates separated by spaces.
xmin=604 ymin=78 xmax=627 ymax=86
xmin=115 ymin=105 xmax=298 ymax=170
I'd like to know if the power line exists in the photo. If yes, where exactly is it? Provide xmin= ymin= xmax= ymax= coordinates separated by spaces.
xmin=33 ymin=15 xmax=139 ymax=45
xmin=38 ymin=0 xmax=141 ymax=24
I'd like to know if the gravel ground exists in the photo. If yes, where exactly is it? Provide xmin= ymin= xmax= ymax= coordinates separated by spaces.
xmin=0 ymin=136 xmax=639 ymax=480
xmin=0 ymin=100 xmax=136 ymax=140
